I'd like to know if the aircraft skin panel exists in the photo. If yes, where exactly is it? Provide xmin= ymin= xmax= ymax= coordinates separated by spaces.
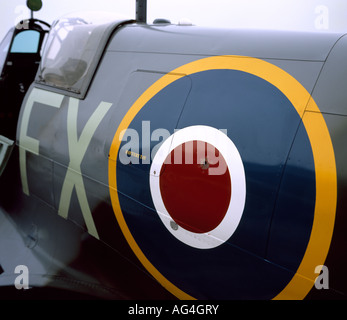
xmin=308 ymin=34 xmax=347 ymax=116
xmin=305 ymin=113 xmax=347 ymax=299
xmin=108 ymin=24 xmax=342 ymax=61
xmin=0 ymin=149 xmax=177 ymax=299
xmin=0 ymin=18 xmax=346 ymax=299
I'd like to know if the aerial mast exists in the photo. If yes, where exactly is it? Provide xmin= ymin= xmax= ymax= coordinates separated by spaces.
xmin=136 ymin=0 xmax=147 ymax=24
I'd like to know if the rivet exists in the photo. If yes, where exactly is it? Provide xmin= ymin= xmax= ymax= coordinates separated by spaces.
xmin=170 ymin=221 xmax=179 ymax=231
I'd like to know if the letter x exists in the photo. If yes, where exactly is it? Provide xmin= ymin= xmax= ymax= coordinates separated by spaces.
xmin=58 ymin=98 xmax=112 ymax=239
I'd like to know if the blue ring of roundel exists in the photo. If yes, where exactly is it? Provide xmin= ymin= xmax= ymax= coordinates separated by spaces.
xmin=116 ymin=69 xmax=316 ymax=299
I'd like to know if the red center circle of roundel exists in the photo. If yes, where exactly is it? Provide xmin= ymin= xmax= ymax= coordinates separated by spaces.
xmin=159 ymin=140 xmax=232 ymax=234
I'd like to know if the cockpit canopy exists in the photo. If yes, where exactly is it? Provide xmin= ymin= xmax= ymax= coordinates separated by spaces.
xmin=36 ymin=12 xmax=134 ymax=98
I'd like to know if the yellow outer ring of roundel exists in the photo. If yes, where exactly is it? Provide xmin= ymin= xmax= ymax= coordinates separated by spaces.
xmin=108 ymin=55 xmax=337 ymax=300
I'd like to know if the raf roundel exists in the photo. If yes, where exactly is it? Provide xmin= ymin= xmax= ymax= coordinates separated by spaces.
xmin=149 ymin=125 xmax=246 ymax=249
xmin=108 ymin=55 xmax=337 ymax=300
